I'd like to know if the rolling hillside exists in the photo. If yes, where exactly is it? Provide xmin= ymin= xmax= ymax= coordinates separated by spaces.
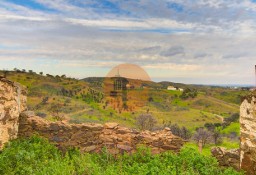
xmin=0 ymin=70 xmax=248 ymax=131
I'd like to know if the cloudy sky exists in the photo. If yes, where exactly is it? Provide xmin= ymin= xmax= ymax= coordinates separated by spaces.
xmin=0 ymin=0 xmax=256 ymax=85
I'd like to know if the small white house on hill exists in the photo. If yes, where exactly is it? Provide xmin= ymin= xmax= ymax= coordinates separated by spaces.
xmin=167 ymin=86 xmax=177 ymax=91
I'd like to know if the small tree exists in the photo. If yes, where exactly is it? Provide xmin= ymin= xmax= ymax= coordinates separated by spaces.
xmin=168 ymin=124 xmax=191 ymax=140
xmin=122 ymin=102 xmax=128 ymax=110
xmin=170 ymin=124 xmax=181 ymax=137
xmin=204 ymin=123 xmax=215 ymax=131
xmin=61 ymin=74 xmax=66 ymax=78
xmin=41 ymin=96 xmax=49 ymax=105
xmin=193 ymin=128 xmax=212 ymax=147
xmin=148 ymin=97 xmax=154 ymax=102
xmin=3 ymin=70 xmax=8 ymax=78
xmin=136 ymin=114 xmax=157 ymax=131
xmin=180 ymin=88 xmax=198 ymax=99
xmin=223 ymin=113 xmax=239 ymax=127
xmin=212 ymin=127 xmax=222 ymax=145
xmin=13 ymin=68 xmax=21 ymax=72
xmin=181 ymin=126 xmax=191 ymax=140
xmin=49 ymin=103 xmax=65 ymax=121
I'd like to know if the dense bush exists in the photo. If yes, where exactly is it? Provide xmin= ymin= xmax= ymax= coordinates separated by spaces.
xmin=136 ymin=114 xmax=157 ymax=131
xmin=223 ymin=113 xmax=239 ymax=126
xmin=0 ymin=136 xmax=243 ymax=175
xmin=180 ymin=88 xmax=198 ymax=99
xmin=163 ymin=123 xmax=191 ymax=140
xmin=35 ymin=112 xmax=47 ymax=118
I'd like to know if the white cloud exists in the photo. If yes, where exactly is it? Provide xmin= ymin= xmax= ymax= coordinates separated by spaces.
xmin=0 ymin=14 xmax=50 ymax=21
xmin=0 ymin=0 xmax=256 ymax=84
xmin=143 ymin=63 xmax=201 ymax=71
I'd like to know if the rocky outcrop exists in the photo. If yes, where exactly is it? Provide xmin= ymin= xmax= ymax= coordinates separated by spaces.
xmin=0 ymin=77 xmax=27 ymax=149
xmin=211 ymin=147 xmax=240 ymax=170
xmin=240 ymin=96 xmax=256 ymax=175
xmin=18 ymin=111 xmax=184 ymax=154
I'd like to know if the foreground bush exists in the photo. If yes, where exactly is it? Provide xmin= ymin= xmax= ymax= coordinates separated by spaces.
xmin=0 ymin=136 xmax=243 ymax=175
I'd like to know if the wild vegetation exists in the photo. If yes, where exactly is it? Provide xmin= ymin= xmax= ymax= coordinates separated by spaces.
xmin=0 ymin=136 xmax=243 ymax=175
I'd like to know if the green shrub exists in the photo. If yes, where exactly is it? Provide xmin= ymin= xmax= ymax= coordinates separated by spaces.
xmin=0 ymin=136 xmax=243 ymax=175
xmin=0 ymin=136 xmax=61 ymax=175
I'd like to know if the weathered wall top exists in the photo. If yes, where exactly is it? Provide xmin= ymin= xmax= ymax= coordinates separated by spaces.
xmin=0 ymin=77 xmax=27 ymax=149
xmin=18 ymin=111 xmax=184 ymax=154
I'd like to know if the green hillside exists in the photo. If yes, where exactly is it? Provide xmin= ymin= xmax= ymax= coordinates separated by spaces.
xmin=0 ymin=70 xmax=247 ymax=128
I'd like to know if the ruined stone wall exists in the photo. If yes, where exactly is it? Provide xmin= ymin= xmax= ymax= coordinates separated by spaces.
xmin=18 ymin=111 xmax=184 ymax=154
xmin=0 ymin=77 xmax=27 ymax=149
xmin=211 ymin=147 xmax=240 ymax=170
xmin=240 ymin=96 xmax=256 ymax=175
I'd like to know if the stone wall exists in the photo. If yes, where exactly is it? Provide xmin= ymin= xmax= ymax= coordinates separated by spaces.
xmin=211 ymin=147 xmax=240 ymax=170
xmin=240 ymin=96 xmax=256 ymax=175
xmin=18 ymin=111 xmax=184 ymax=154
xmin=0 ymin=77 xmax=27 ymax=149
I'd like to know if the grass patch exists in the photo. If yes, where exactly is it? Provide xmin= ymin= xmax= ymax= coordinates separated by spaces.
xmin=221 ymin=122 xmax=240 ymax=135
xmin=184 ymin=140 xmax=239 ymax=157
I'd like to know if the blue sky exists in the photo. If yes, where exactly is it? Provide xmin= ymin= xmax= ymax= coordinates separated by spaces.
xmin=0 ymin=0 xmax=256 ymax=84
xmin=6 ymin=0 xmax=57 ymax=12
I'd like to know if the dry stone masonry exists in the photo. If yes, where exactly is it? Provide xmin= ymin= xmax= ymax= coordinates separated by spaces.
xmin=18 ymin=111 xmax=184 ymax=154
xmin=211 ymin=147 xmax=240 ymax=170
xmin=240 ymin=95 xmax=256 ymax=175
xmin=0 ymin=77 xmax=27 ymax=149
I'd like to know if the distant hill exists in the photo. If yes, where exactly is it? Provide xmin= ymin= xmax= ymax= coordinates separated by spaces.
xmin=82 ymin=77 xmax=188 ymax=90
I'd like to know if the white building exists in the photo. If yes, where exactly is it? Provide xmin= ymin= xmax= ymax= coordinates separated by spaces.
xmin=167 ymin=86 xmax=177 ymax=91
xmin=179 ymin=88 xmax=184 ymax=92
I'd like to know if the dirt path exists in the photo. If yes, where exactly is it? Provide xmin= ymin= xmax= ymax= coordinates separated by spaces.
xmin=214 ymin=114 xmax=224 ymax=123
xmin=206 ymin=96 xmax=239 ymax=108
